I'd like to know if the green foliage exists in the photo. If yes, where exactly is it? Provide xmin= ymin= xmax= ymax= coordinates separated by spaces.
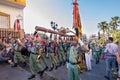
xmin=111 ymin=30 xmax=120 ymax=43
xmin=98 ymin=21 xmax=109 ymax=34
xmin=90 ymin=40 xmax=96 ymax=45
xmin=97 ymin=16 xmax=120 ymax=43
xmin=98 ymin=37 xmax=106 ymax=44
xmin=97 ymin=16 xmax=120 ymax=33
xmin=109 ymin=16 xmax=120 ymax=31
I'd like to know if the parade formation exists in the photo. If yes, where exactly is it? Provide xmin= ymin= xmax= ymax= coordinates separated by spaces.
xmin=0 ymin=0 xmax=120 ymax=80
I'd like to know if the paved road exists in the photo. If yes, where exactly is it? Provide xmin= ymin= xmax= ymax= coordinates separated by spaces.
xmin=0 ymin=59 xmax=117 ymax=80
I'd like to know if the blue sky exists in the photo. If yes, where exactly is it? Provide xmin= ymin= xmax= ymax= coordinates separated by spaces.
xmin=24 ymin=0 xmax=120 ymax=36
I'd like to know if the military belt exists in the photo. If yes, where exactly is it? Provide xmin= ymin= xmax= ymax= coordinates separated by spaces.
xmin=68 ymin=61 xmax=81 ymax=65
xmin=14 ymin=50 xmax=21 ymax=52
xmin=60 ymin=50 xmax=64 ymax=51
xmin=31 ymin=52 xmax=37 ymax=55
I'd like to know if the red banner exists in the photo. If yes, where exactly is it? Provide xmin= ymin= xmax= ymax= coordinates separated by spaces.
xmin=73 ymin=0 xmax=82 ymax=37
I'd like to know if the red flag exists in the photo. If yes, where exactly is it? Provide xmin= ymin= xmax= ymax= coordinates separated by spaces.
xmin=73 ymin=0 xmax=82 ymax=39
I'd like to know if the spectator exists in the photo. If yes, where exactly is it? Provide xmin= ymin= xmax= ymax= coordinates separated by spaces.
xmin=104 ymin=37 xmax=119 ymax=80
xmin=0 ymin=45 xmax=9 ymax=63
xmin=115 ymin=42 xmax=120 ymax=80
xmin=7 ymin=48 xmax=14 ymax=64
xmin=101 ymin=44 xmax=106 ymax=59
xmin=93 ymin=43 xmax=100 ymax=64
xmin=85 ymin=43 xmax=92 ymax=71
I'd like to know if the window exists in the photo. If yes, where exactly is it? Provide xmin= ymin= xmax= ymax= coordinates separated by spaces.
xmin=0 ymin=12 xmax=10 ymax=28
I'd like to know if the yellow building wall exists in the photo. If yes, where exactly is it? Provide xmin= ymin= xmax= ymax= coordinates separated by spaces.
xmin=7 ymin=0 xmax=26 ymax=6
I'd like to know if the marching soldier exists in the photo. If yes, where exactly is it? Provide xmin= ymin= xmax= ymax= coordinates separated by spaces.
xmin=48 ymin=41 xmax=58 ymax=71
xmin=58 ymin=39 xmax=66 ymax=65
xmin=53 ymin=40 xmax=59 ymax=68
xmin=38 ymin=40 xmax=48 ymax=71
xmin=29 ymin=30 xmax=46 ymax=78
xmin=67 ymin=38 xmax=89 ymax=80
xmin=12 ymin=39 xmax=26 ymax=67
xmin=34 ymin=29 xmax=49 ymax=71
xmin=28 ymin=38 xmax=44 ymax=80
xmin=92 ymin=43 xmax=100 ymax=64
xmin=62 ymin=40 xmax=68 ymax=62
xmin=64 ymin=40 xmax=71 ymax=62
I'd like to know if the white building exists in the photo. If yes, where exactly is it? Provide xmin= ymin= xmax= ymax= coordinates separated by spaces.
xmin=0 ymin=0 xmax=26 ymax=38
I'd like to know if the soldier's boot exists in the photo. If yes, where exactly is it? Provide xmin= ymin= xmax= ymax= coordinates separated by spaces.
xmin=49 ymin=64 xmax=54 ymax=71
xmin=38 ymin=70 xmax=44 ymax=77
xmin=58 ymin=62 xmax=62 ymax=67
xmin=12 ymin=63 xmax=18 ymax=67
xmin=49 ymin=67 xmax=54 ymax=71
xmin=22 ymin=62 xmax=27 ymax=67
xmin=55 ymin=65 xmax=58 ymax=70
xmin=44 ymin=66 xmax=48 ymax=71
xmin=62 ymin=61 xmax=66 ymax=66
xmin=28 ymin=75 xmax=35 ymax=80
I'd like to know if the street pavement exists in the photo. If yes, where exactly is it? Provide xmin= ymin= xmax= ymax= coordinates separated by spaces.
xmin=0 ymin=59 xmax=117 ymax=80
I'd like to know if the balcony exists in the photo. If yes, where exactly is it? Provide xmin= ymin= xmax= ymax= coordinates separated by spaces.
xmin=0 ymin=28 xmax=24 ymax=39
xmin=0 ymin=0 xmax=26 ymax=9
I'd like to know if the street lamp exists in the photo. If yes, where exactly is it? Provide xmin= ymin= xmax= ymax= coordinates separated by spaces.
xmin=51 ymin=21 xmax=58 ymax=31
xmin=50 ymin=21 xmax=58 ymax=40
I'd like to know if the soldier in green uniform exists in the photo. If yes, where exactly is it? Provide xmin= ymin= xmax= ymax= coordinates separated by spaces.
xmin=67 ymin=39 xmax=89 ymax=80
xmin=12 ymin=39 xmax=26 ymax=67
xmin=57 ymin=40 xmax=62 ymax=66
xmin=28 ymin=39 xmax=44 ymax=80
xmin=53 ymin=40 xmax=59 ymax=68
xmin=62 ymin=40 xmax=68 ymax=62
xmin=65 ymin=41 xmax=71 ymax=62
xmin=48 ymin=41 xmax=58 ymax=71
xmin=58 ymin=40 xmax=66 ymax=65
xmin=67 ymin=40 xmax=80 ymax=80
xmin=37 ymin=40 xmax=48 ymax=71
xmin=92 ymin=43 xmax=100 ymax=64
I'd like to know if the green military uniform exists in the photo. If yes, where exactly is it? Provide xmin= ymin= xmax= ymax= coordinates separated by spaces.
xmin=92 ymin=45 xmax=100 ymax=64
xmin=28 ymin=43 xmax=44 ymax=79
xmin=67 ymin=45 xmax=80 ymax=80
xmin=58 ymin=42 xmax=66 ymax=65
xmin=65 ymin=43 xmax=71 ymax=61
xmin=12 ymin=43 xmax=25 ymax=67
xmin=63 ymin=43 xmax=68 ymax=61
xmin=38 ymin=43 xmax=48 ymax=70
xmin=53 ymin=42 xmax=59 ymax=67
xmin=40 ymin=53 xmax=48 ymax=68
xmin=48 ymin=42 xmax=58 ymax=71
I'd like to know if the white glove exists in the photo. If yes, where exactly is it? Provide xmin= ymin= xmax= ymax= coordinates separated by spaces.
xmin=78 ymin=38 xmax=84 ymax=46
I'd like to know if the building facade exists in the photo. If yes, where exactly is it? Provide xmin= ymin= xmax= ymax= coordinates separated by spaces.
xmin=0 ymin=0 xmax=26 ymax=38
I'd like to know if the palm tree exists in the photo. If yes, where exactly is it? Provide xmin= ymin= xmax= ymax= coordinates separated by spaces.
xmin=109 ymin=16 xmax=120 ymax=31
xmin=98 ymin=21 xmax=109 ymax=36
